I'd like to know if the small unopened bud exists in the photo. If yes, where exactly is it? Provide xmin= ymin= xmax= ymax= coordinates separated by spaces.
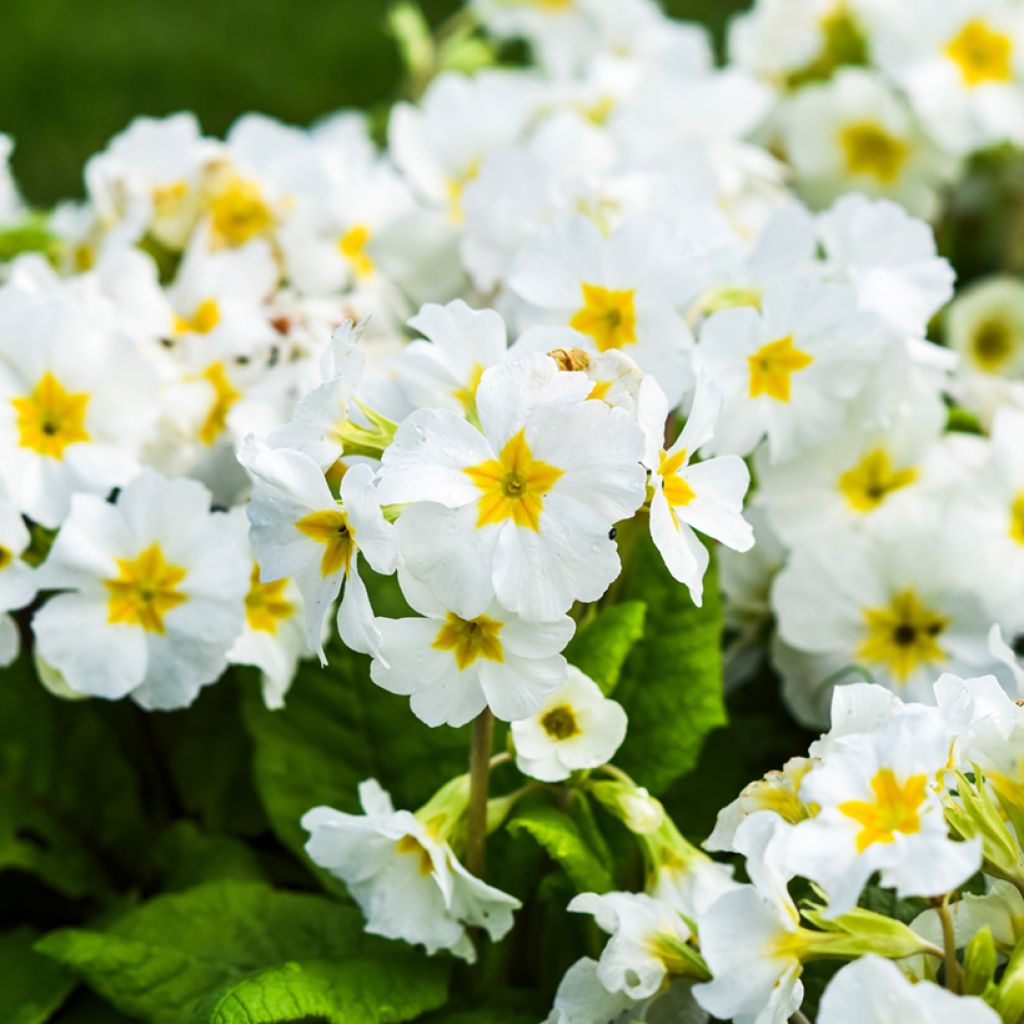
xmin=548 ymin=347 xmax=591 ymax=372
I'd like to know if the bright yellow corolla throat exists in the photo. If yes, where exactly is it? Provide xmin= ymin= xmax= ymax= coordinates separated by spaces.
xmin=464 ymin=429 xmax=563 ymax=531
xmin=748 ymin=335 xmax=813 ymax=402
xmin=838 ymin=449 xmax=917 ymax=512
xmin=105 ymin=544 xmax=188 ymax=634
xmin=432 ymin=612 xmax=504 ymax=670
xmin=839 ymin=768 xmax=927 ymax=852
xmin=570 ymin=284 xmax=638 ymax=352
xmin=13 ymin=372 xmax=91 ymax=459
xmin=945 ymin=19 xmax=1014 ymax=87
xmin=839 ymin=121 xmax=908 ymax=184
xmin=858 ymin=588 xmax=950 ymax=682
xmin=244 ymin=566 xmax=294 ymax=633
xmin=296 ymin=509 xmax=356 ymax=576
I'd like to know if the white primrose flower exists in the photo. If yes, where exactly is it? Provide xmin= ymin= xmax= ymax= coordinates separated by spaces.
xmin=696 ymin=279 xmax=881 ymax=462
xmin=302 ymin=779 xmax=519 ymax=962
xmin=377 ymin=352 xmax=647 ymax=623
xmin=787 ymin=709 xmax=982 ymax=918
xmin=544 ymin=957 xmax=635 ymax=1024
xmin=31 ymin=470 xmax=249 ymax=709
xmin=816 ymin=194 xmax=956 ymax=336
xmin=912 ymin=878 xmax=1024 ymax=954
xmin=370 ymin=568 xmax=573 ymax=727
xmin=511 ymin=665 xmax=627 ymax=781
xmin=777 ymin=68 xmax=954 ymax=219
xmin=693 ymin=813 xmax=806 ymax=1024
xmin=948 ymin=274 xmax=1024 ymax=380
xmin=0 ymin=282 xmax=158 ymax=527
xmin=391 ymin=300 xmax=510 ymax=418
xmin=0 ymin=494 xmax=37 ymax=666
xmin=507 ymin=213 xmax=695 ymax=405
xmin=771 ymin=504 xmax=1007 ymax=723
xmin=239 ymin=440 xmax=398 ymax=664
xmin=818 ymin=954 xmax=1000 ymax=1024
xmin=643 ymin=377 xmax=753 ymax=606
xmin=568 ymin=890 xmax=695 ymax=1000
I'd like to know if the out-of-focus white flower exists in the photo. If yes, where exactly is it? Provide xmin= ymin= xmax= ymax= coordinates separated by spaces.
xmin=32 ymin=470 xmax=249 ymax=709
xmin=0 ymin=494 xmax=36 ymax=667
xmin=511 ymin=665 xmax=626 ymax=780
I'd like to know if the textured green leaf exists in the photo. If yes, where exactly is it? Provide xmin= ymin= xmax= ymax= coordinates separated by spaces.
xmin=566 ymin=601 xmax=646 ymax=696
xmin=614 ymin=536 xmax=727 ymax=794
xmin=193 ymin=954 xmax=448 ymax=1024
xmin=508 ymin=802 xmax=614 ymax=894
xmin=0 ymin=657 xmax=148 ymax=897
xmin=241 ymin=640 xmax=468 ymax=891
xmin=0 ymin=927 xmax=77 ymax=1024
xmin=34 ymin=881 xmax=391 ymax=1024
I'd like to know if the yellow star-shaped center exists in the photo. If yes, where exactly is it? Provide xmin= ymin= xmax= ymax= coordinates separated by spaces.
xmin=839 ymin=768 xmax=927 ymax=852
xmin=945 ymin=19 xmax=1014 ymax=87
xmin=464 ymin=429 xmax=563 ymax=532
xmin=432 ymin=612 xmax=504 ymax=670
xmin=295 ymin=508 xmax=356 ymax=577
xmin=857 ymin=588 xmax=950 ymax=683
xmin=569 ymin=283 xmax=638 ymax=352
xmin=12 ymin=372 xmax=91 ymax=459
xmin=838 ymin=448 xmax=918 ymax=512
xmin=104 ymin=543 xmax=188 ymax=634
xmin=338 ymin=223 xmax=375 ymax=279
xmin=748 ymin=334 xmax=813 ymax=402
xmin=244 ymin=565 xmax=295 ymax=633
xmin=839 ymin=121 xmax=908 ymax=184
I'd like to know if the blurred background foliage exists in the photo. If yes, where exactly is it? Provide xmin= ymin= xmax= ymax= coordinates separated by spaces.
xmin=0 ymin=0 xmax=749 ymax=207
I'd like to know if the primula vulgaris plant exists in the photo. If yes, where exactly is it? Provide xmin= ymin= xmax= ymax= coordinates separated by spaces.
xmin=3 ymin=0 xmax=1024 ymax=1022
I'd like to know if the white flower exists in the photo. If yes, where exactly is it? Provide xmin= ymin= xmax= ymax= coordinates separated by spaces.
xmin=693 ymin=813 xmax=805 ymax=1024
xmin=644 ymin=377 xmax=753 ymax=605
xmin=818 ymin=954 xmax=1000 ymax=1024
xmin=0 ymin=494 xmax=36 ymax=667
xmin=302 ymin=779 xmax=519 ymax=962
xmin=788 ymin=710 xmax=981 ymax=917
xmin=912 ymin=878 xmax=1024 ymax=953
xmin=0 ymin=283 xmax=158 ymax=527
xmin=568 ymin=890 xmax=693 ymax=1000
xmin=31 ymin=469 xmax=249 ymax=709
xmin=816 ymin=194 xmax=956 ymax=336
xmin=507 ymin=213 xmax=695 ymax=404
xmin=511 ymin=665 xmax=626 ymax=780
xmin=377 ymin=353 xmax=646 ymax=622
xmin=370 ymin=569 xmax=573 ymax=727
xmin=239 ymin=441 xmax=398 ymax=663
xmin=948 ymin=274 xmax=1024 ymax=378
xmin=544 ymin=957 xmax=635 ymax=1024
xmin=696 ymin=279 xmax=880 ymax=462
xmin=778 ymin=68 xmax=954 ymax=219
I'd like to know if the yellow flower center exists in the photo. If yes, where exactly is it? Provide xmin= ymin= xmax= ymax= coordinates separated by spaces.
xmin=104 ymin=543 xmax=188 ymax=634
xmin=658 ymin=448 xmax=696 ymax=510
xmin=338 ymin=224 xmax=375 ymax=279
xmin=945 ymin=19 xmax=1014 ymax=87
xmin=464 ymin=429 xmax=563 ymax=532
xmin=970 ymin=318 xmax=1015 ymax=372
xmin=152 ymin=180 xmax=189 ymax=214
xmin=541 ymin=704 xmax=579 ymax=740
xmin=244 ymin=565 xmax=295 ymax=633
xmin=209 ymin=176 xmax=274 ymax=247
xmin=445 ymin=158 xmax=482 ymax=224
xmin=452 ymin=362 xmax=485 ymax=420
xmin=537 ymin=0 xmax=573 ymax=9
xmin=12 ymin=371 xmax=91 ymax=459
xmin=839 ymin=121 xmax=909 ymax=184
xmin=838 ymin=767 xmax=927 ymax=852
xmin=0 ymin=546 xmax=12 ymax=571
xmin=432 ymin=612 xmax=504 ymax=671
xmin=198 ymin=362 xmax=242 ymax=446
xmin=174 ymin=297 xmax=221 ymax=336
xmin=837 ymin=448 xmax=918 ymax=512
xmin=295 ymin=508 xmax=355 ymax=577
xmin=747 ymin=335 xmax=813 ymax=402
xmin=569 ymin=283 xmax=638 ymax=352
xmin=858 ymin=588 xmax=950 ymax=683
xmin=1010 ymin=493 xmax=1024 ymax=546
xmin=395 ymin=834 xmax=435 ymax=876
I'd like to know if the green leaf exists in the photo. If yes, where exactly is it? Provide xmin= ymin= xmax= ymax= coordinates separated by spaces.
xmin=34 ymin=880 xmax=406 ymax=1024
xmin=614 ymin=536 xmax=727 ymax=794
xmin=508 ymin=801 xmax=614 ymax=894
xmin=153 ymin=822 xmax=266 ymax=891
xmin=0 ymin=927 xmax=77 ymax=1024
xmin=0 ymin=657 xmax=149 ymax=897
xmin=193 ymin=954 xmax=448 ymax=1024
xmin=241 ymin=640 xmax=468 ymax=891
xmin=566 ymin=601 xmax=646 ymax=695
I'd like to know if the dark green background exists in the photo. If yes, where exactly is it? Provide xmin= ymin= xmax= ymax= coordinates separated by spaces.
xmin=0 ymin=0 xmax=748 ymax=207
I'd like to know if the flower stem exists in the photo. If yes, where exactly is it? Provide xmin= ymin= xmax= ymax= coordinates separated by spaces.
xmin=937 ymin=893 xmax=962 ymax=993
xmin=467 ymin=708 xmax=494 ymax=878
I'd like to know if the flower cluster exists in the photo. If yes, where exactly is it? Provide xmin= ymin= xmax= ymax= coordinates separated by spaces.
xmin=2 ymin=0 xmax=1024 ymax=1020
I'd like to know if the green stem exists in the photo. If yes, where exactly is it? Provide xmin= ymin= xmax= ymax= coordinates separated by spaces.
xmin=937 ymin=894 xmax=963 ymax=993
xmin=466 ymin=708 xmax=494 ymax=878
